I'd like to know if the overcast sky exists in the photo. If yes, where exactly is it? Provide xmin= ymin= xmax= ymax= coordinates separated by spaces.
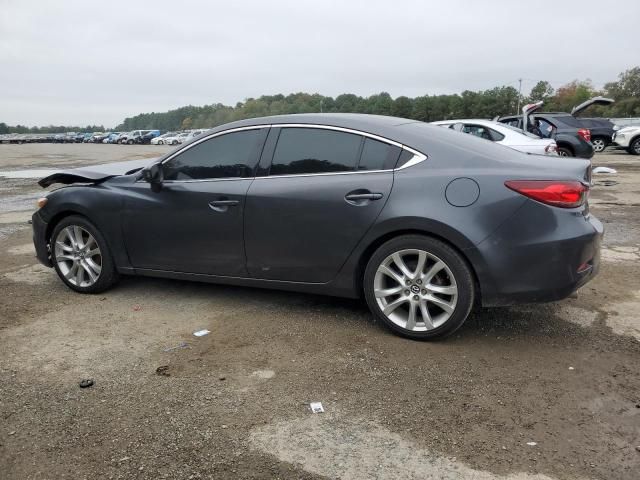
xmin=1 ymin=0 xmax=638 ymax=127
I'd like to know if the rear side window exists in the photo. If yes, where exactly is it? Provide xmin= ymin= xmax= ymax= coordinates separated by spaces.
xmin=163 ymin=129 xmax=265 ymax=180
xmin=462 ymin=124 xmax=493 ymax=141
xmin=358 ymin=138 xmax=394 ymax=171
xmin=489 ymin=128 xmax=505 ymax=141
xmin=270 ymin=128 xmax=362 ymax=175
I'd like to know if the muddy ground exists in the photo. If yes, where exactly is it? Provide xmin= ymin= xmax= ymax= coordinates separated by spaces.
xmin=0 ymin=144 xmax=638 ymax=480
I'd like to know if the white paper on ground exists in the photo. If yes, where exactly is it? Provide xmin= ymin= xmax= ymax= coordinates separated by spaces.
xmin=310 ymin=402 xmax=324 ymax=413
xmin=592 ymin=166 xmax=617 ymax=174
xmin=193 ymin=329 xmax=210 ymax=337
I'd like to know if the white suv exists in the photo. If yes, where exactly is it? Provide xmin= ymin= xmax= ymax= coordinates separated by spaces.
xmin=611 ymin=126 xmax=640 ymax=155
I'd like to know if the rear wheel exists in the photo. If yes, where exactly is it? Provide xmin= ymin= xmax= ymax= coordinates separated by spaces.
xmin=557 ymin=147 xmax=573 ymax=157
xmin=363 ymin=235 xmax=475 ymax=340
xmin=591 ymin=137 xmax=607 ymax=153
xmin=51 ymin=215 xmax=119 ymax=293
xmin=629 ymin=138 xmax=640 ymax=155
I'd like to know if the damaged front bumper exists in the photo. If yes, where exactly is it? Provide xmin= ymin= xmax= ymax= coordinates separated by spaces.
xmin=32 ymin=211 xmax=52 ymax=267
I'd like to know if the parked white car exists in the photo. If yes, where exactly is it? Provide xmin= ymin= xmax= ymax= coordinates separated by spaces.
xmin=432 ymin=119 xmax=558 ymax=155
xmin=150 ymin=132 xmax=177 ymax=145
xmin=162 ymin=132 xmax=191 ymax=145
xmin=611 ymin=126 xmax=640 ymax=155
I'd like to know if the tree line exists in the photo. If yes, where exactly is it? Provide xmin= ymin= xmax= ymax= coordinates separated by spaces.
xmin=3 ymin=67 xmax=638 ymax=134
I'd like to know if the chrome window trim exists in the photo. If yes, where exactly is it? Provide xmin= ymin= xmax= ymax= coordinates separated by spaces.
xmin=160 ymin=125 xmax=270 ymax=166
xmin=157 ymin=123 xmax=427 ymax=183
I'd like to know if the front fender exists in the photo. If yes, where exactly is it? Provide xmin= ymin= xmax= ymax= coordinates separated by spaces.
xmin=38 ymin=184 xmax=131 ymax=271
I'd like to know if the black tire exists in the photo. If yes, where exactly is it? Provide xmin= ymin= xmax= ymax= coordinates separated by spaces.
xmin=127 ymin=139 xmax=134 ymax=145
xmin=629 ymin=138 xmax=640 ymax=156
xmin=557 ymin=147 xmax=574 ymax=157
xmin=363 ymin=235 xmax=475 ymax=340
xmin=50 ymin=215 xmax=119 ymax=294
xmin=591 ymin=137 xmax=607 ymax=153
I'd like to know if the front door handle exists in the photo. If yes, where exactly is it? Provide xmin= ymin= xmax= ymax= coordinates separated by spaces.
xmin=208 ymin=199 xmax=239 ymax=212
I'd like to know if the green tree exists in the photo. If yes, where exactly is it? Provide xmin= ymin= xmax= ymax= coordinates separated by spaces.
xmin=391 ymin=96 xmax=413 ymax=118
xmin=528 ymin=81 xmax=555 ymax=103
xmin=181 ymin=117 xmax=193 ymax=130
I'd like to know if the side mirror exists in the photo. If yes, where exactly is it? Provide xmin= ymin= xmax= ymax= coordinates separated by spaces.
xmin=141 ymin=163 xmax=163 ymax=192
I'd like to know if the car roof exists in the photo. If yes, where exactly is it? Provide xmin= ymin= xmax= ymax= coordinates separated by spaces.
xmin=174 ymin=113 xmax=535 ymax=165
xmin=432 ymin=119 xmax=498 ymax=125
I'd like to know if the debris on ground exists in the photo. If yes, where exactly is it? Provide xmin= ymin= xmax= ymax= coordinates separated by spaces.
xmin=8 ymin=431 xmax=16 ymax=436
xmin=163 ymin=342 xmax=189 ymax=352
xmin=593 ymin=166 xmax=617 ymax=174
xmin=193 ymin=329 xmax=210 ymax=337
xmin=156 ymin=365 xmax=170 ymax=377
xmin=310 ymin=402 xmax=325 ymax=413
xmin=526 ymin=441 xmax=537 ymax=446
xmin=594 ymin=180 xmax=619 ymax=186
xmin=219 ymin=376 xmax=226 ymax=381
xmin=132 ymin=305 xmax=142 ymax=311
xmin=569 ymin=366 xmax=575 ymax=370
xmin=79 ymin=379 xmax=94 ymax=388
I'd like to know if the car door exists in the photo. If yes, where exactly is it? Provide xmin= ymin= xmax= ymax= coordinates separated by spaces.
xmin=121 ymin=127 xmax=268 ymax=276
xmin=244 ymin=126 xmax=397 ymax=283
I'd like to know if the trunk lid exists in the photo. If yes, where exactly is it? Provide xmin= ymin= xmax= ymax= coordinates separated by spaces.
xmin=570 ymin=96 xmax=614 ymax=116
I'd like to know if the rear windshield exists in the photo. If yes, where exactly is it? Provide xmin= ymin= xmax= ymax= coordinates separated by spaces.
xmin=501 ymin=123 xmax=542 ymax=139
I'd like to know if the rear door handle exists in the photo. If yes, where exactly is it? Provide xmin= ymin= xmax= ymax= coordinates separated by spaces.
xmin=208 ymin=199 xmax=239 ymax=212
xmin=345 ymin=193 xmax=383 ymax=201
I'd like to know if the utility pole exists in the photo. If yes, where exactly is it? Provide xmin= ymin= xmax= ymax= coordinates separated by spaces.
xmin=320 ymin=99 xmax=323 ymax=113
xmin=516 ymin=78 xmax=522 ymax=114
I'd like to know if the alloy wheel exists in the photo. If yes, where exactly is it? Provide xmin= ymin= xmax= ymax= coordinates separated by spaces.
xmin=592 ymin=138 xmax=605 ymax=152
xmin=374 ymin=249 xmax=458 ymax=332
xmin=54 ymin=225 xmax=102 ymax=287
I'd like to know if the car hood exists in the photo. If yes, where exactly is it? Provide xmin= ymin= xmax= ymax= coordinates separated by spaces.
xmin=38 ymin=158 xmax=156 ymax=188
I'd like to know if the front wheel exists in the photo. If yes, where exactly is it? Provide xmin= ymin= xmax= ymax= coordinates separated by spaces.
xmin=158 ymin=140 xmax=164 ymax=145
xmin=363 ymin=235 xmax=475 ymax=340
xmin=51 ymin=215 xmax=119 ymax=293
xmin=629 ymin=138 xmax=640 ymax=156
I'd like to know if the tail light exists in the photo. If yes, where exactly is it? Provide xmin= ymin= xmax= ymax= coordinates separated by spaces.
xmin=505 ymin=180 xmax=589 ymax=208
xmin=544 ymin=143 xmax=558 ymax=155
xmin=577 ymin=128 xmax=591 ymax=143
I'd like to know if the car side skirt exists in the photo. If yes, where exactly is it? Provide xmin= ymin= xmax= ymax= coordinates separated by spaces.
xmin=126 ymin=268 xmax=362 ymax=299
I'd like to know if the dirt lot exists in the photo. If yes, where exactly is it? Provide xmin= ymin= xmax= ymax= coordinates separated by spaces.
xmin=0 ymin=144 xmax=639 ymax=480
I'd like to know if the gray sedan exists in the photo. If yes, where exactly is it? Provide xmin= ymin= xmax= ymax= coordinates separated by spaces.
xmin=33 ymin=114 xmax=602 ymax=339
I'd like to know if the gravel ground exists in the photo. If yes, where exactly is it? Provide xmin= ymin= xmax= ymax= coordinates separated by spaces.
xmin=0 ymin=144 xmax=638 ymax=480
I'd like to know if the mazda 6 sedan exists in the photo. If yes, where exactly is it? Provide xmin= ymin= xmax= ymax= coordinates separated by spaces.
xmin=33 ymin=114 xmax=603 ymax=339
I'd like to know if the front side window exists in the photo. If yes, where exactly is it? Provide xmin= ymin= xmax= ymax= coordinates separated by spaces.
xmin=163 ymin=129 xmax=265 ymax=180
xmin=270 ymin=128 xmax=362 ymax=175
